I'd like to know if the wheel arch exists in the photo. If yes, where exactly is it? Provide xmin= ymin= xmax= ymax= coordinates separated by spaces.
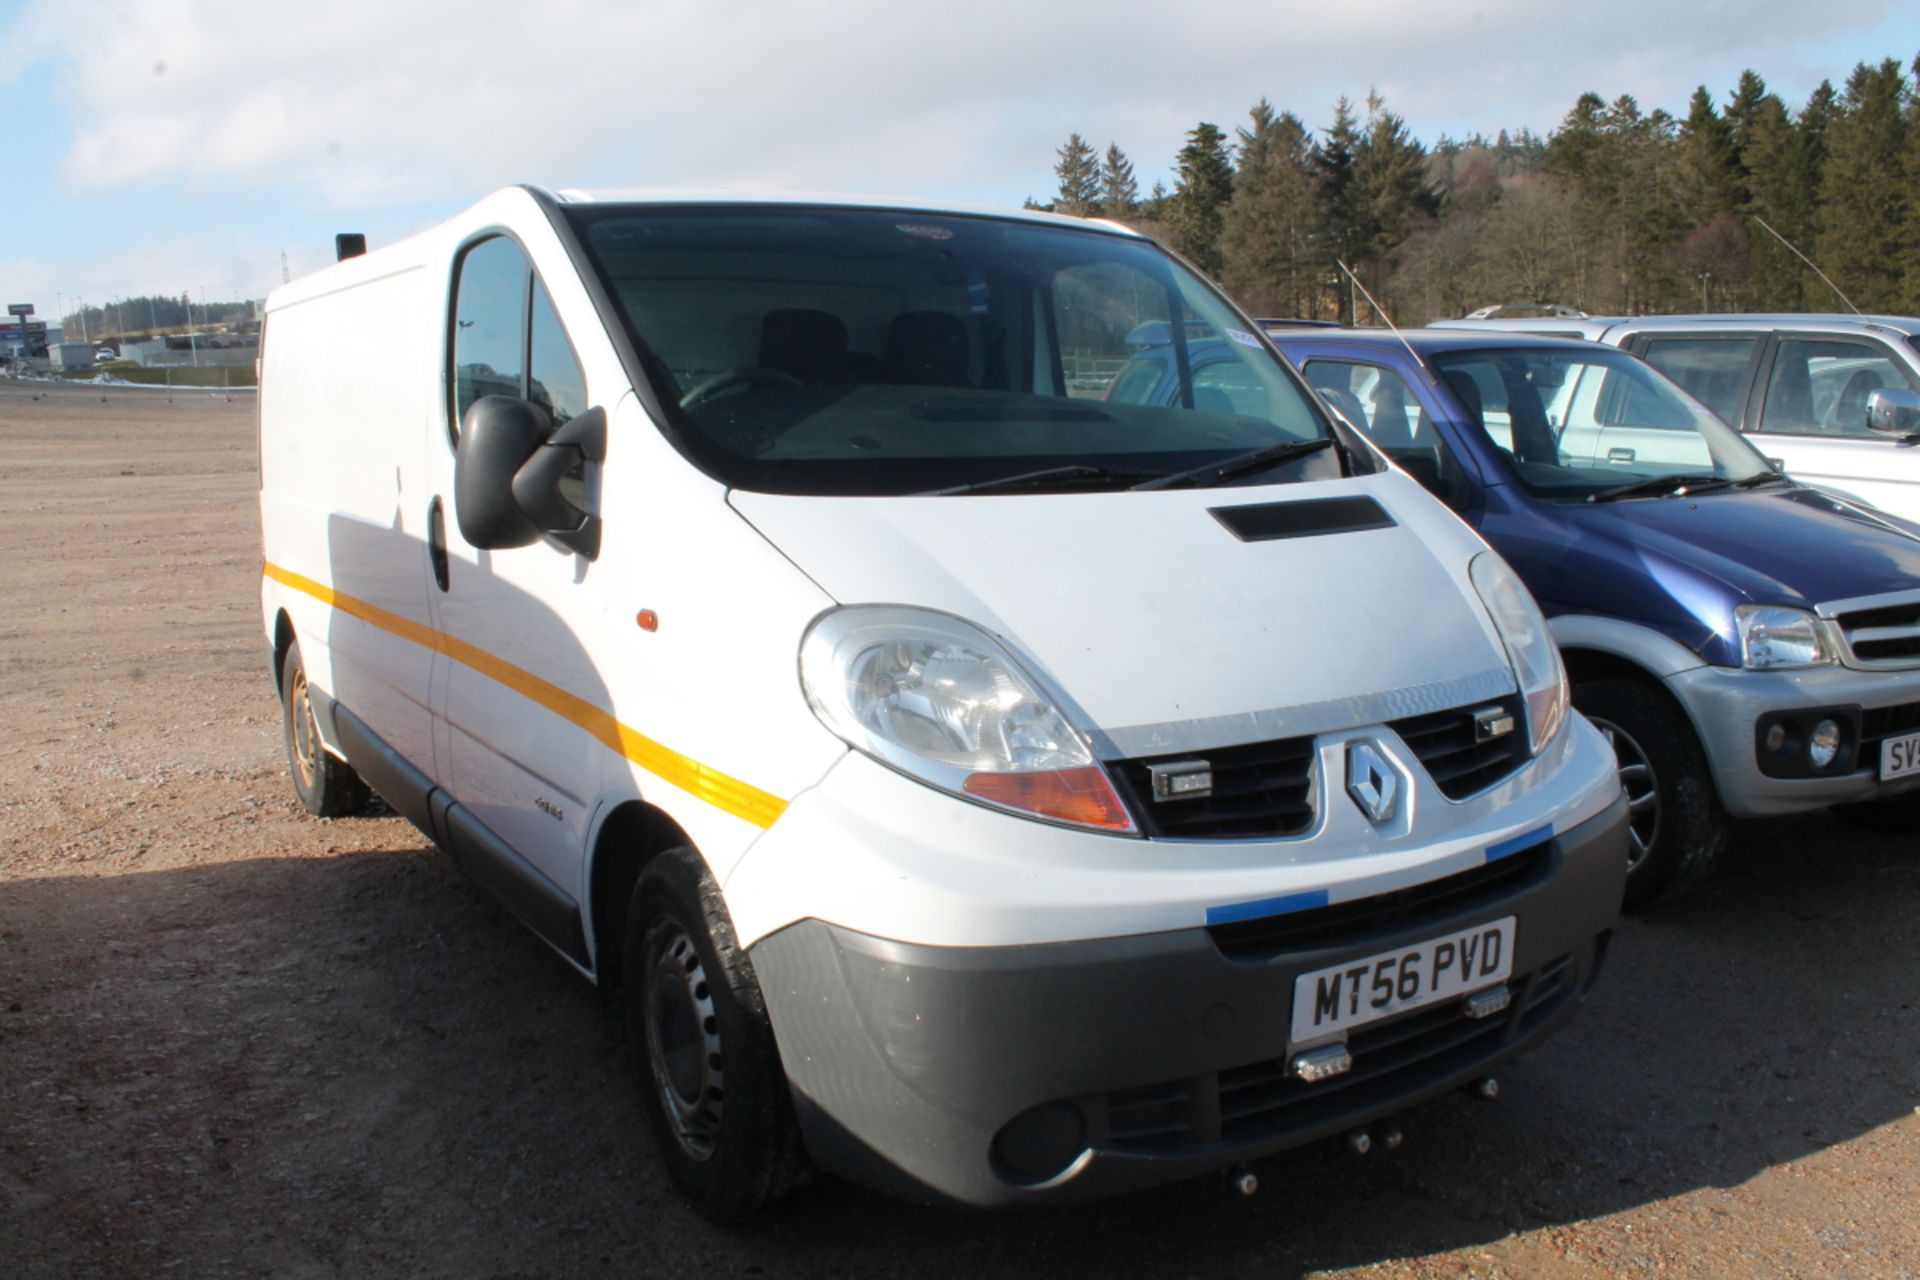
xmin=1559 ymin=642 xmax=1723 ymax=809
xmin=271 ymin=608 xmax=297 ymax=695
xmin=587 ymin=799 xmax=696 ymax=993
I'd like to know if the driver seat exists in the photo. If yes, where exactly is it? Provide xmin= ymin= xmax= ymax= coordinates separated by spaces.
xmin=885 ymin=311 xmax=972 ymax=386
xmin=759 ymin=308 xmax=850 ymax=385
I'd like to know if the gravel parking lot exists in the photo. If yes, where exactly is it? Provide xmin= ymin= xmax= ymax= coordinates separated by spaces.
xmin=2 ymin=379 xmax=1917 ymax=1278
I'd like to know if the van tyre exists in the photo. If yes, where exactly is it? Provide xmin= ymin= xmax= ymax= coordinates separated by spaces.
xmin=625 ymin=847 xmax=805 ymax=1223
xmin=1574 ymin=677 xmax=1726 ymax=909
xmin=279 ymin=639 xmax=370 ymax=817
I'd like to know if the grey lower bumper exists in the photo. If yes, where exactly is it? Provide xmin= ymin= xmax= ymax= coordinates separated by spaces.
xmin=1666 ymin=664 xmax=1920 ymax=817
xmin=749 ymin=796 xmax=1628 ymax=1208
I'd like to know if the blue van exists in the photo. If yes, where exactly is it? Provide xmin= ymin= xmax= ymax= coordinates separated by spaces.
xmin=1116 ymin=326 xmax=1920 ymax=904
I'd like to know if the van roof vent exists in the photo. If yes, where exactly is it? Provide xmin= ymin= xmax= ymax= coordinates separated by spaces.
xmin=335 ymin=233 xmax=367 ymax=262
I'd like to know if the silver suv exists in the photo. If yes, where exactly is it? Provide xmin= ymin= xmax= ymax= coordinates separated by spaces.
xmin=1432 ymin=314 xmax=1920 ymax=519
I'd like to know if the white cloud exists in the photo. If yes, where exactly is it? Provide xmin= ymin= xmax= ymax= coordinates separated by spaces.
xmin=4 ymin=0 xmax=1904 ymax=212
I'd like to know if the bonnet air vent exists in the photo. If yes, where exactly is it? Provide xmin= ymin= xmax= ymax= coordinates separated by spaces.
xmin=1210 ymin=495 xmax=1394 ymax=543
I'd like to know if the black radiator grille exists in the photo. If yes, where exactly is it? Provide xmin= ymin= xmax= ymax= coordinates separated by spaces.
xmin=1861 ymin=700 xmax=1920 ymax=745
xmin=1110 ymin=735 xmax=1316 ymax=839
xmin=1389 ymin=693 xmax=1529 ymax=799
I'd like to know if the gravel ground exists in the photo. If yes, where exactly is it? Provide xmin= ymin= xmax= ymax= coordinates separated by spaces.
xmin=2 ymin=379 xmax=1917 ymax=1278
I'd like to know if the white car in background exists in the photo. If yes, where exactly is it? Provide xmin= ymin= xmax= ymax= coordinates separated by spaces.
xmin=1431 ymin=313 xmax=1920 ymax=517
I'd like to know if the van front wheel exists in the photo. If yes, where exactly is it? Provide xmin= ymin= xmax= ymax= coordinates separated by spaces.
xmin=1574 ymin=677 xmax=1726 ymax=909
xmin=624 ymin=848 xmax=805 ymax=1222
xmin=279 ymin=640 xmax=370 ymax=817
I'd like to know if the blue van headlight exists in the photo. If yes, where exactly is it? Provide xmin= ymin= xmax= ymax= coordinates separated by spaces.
xmin=1736 ymin=605 xmax=1838 ymax=670
xmin=1469 ymin=552 xmax=1568 ymax=752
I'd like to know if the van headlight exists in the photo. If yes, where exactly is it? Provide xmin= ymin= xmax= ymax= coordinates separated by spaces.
xmin=1736 ymin=604 xmax=1837 ymax=670
xmin=1469 ymin=552 xmax=1568 ymax=752
xmin=799 ymin=606 xmax=1137 ymax=833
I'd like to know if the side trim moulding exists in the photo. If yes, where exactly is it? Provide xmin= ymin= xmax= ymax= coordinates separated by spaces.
xmin=332 ymin=703 xmax=590 ymax=967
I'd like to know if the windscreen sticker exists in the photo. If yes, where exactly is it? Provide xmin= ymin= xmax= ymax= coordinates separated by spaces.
xmin=1226 ymin=328 xmax=1263 ymax=349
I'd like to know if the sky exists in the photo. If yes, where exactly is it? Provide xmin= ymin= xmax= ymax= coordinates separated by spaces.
xmin=1 ymin=0 xmax=1916 ymax=320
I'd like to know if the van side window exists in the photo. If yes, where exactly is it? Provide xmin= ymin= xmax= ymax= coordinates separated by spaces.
xmin=1758 ymin=337 xmax=1918 ymax=437
xmin=529 ymin=281 xmax=587 ymax=428
xmin=452 ymin=236 xmax=531 ymax=428
xmin=1639 ymin=337 xmax=1755 ymax=424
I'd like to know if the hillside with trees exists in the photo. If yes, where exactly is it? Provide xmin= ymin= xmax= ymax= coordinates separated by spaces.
xmin=1033 ymin=55 xmax=1920 ymax=323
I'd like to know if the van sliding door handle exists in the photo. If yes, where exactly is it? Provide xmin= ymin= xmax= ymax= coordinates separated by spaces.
xmin=427 ymin=496 xmax=450 ymax=592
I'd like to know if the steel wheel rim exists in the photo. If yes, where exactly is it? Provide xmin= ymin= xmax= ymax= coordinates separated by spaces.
xmin=643 ymin=922 xmax=724 ymax=1162
xmin=289 ymin=668 xmax=320 ymax=790
xmin=1590 ymin=716 xmax=1659 ymax=873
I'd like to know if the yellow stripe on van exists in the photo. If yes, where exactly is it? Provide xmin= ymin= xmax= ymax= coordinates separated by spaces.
xmin=264 ymin=561 xmax=789 ymax=829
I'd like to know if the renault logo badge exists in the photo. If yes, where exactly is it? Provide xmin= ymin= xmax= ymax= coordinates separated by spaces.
xmin=1346 ymin=741 xmax=1399 ymax=824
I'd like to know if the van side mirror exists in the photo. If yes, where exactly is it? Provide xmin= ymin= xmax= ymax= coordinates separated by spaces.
xmin=454 ymin=398 xmax=606 ymax=558
xmin=1866 ymin=387 xmax=1920 ymax=439
xmin=513 ymin=407 xmax=605 ymax=559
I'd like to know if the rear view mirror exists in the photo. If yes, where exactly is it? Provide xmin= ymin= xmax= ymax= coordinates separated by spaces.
xmin=1865 ymin=387 xmax=1920 ymax=438
xmin=455 ymin=396 xmax=548 ymax=549
xmin=454 ymin=396 xmax=607 ymax=558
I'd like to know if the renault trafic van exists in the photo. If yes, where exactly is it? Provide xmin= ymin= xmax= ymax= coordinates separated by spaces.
xmin=260 ymin=186 xmax=1628 ymax=1219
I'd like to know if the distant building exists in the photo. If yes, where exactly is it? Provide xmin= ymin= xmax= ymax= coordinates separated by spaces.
xmin=0 ymin=317 xmax=51 ymax=357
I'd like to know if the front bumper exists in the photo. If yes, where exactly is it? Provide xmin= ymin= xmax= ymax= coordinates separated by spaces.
xmin=749 ymin=795 xmax=1628 ymax=1208
xmin=1665 ymin=664 xmax=1920 ymax=817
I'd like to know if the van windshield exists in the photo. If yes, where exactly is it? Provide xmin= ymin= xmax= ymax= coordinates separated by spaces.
xmin=1427 ymin=346 xmax=1777 ymax=501
xmin=566 ymin=205 xmax=1349 ymax=495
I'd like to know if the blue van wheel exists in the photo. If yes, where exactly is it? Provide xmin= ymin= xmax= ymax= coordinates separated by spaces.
xmin=1575 ymin=678 xmax=1727 ymax=908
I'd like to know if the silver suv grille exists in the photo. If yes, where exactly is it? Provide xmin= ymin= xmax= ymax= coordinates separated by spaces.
xmin=1818 ymin=590 xmax=1920 ymax=669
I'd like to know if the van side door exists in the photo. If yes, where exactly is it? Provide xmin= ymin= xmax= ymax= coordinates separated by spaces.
xmin=425 ymin=232 xmax=609 ymax=924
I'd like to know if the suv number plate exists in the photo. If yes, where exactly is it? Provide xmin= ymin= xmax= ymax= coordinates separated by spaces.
xmin=1880 ymin=732 xmax=1920 ymax=780
xmin=1291 ymin=916 xmax=1517 ymax=1043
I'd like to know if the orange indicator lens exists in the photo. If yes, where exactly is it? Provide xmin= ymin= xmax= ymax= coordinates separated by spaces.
xmin=962 ymin=766 xmax=1135 ymax=831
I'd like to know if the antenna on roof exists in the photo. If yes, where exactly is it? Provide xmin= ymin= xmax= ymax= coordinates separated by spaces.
xmin=1335 ymin=260 xmax=1432 ymax=381
xmin=1750 ymin=217 xmax=1860 ymax=316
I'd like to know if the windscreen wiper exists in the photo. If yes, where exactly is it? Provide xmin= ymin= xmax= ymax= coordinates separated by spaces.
xmin=1585 ymin=473 xmax=1734 ymax=503
xmin=922 ymin=463 xmax=1166 ymax=496
xmin=1133 ymin=438 xmax=1334 ymax=492
xmin=1731 ymin=470 xmax=1791 ymax=489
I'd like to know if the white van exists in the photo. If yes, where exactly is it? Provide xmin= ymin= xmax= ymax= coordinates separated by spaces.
xmin=259 ymin=186 xmax=1628 ymax=1218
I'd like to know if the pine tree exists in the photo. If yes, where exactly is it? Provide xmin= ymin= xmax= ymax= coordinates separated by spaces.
xmin=1314 ymin=98 xmax=1367 ymax=318
xmin=1165 ymin=122 xmax=1235 ymax=275
xmin=1099 ymin=144 xmax=1140 ymax=219
xmin=1053 ymin=133 xmax=1101 ymax=217
xmin=1816 ymin=59 xmax=1910 ymax=311
xmin=1220 ymin=100 xmax=1319 ymax=315
xmin=1354 ymin=93 xmax=1440 ymax=292
xmin=1904 ymin=53 xmax=1920 ymax=309
xmin=1743 ymin=90 xmax=1816 ymax=308
xmin=1673 ymin=87 xmax=1741 ymax=228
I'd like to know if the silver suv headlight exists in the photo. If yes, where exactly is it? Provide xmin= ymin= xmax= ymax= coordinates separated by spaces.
xmin=1736 ymin=604 xmax=1837 ymax=670
xmin=1469 ymin=552 xmax=1569 ymax=752
xmin=799 ymin=605 xmax=1136 ymax=833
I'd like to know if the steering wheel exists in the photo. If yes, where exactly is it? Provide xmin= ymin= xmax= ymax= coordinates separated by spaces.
xmin=678 ymin=366 xmax=802 ymax=408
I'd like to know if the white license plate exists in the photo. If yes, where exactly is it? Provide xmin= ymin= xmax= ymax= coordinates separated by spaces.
xmin=1291 ymin=916 xmax=1517 ymax=1044
xmin=1880 ymin=732 xmax=1920 ymax=781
